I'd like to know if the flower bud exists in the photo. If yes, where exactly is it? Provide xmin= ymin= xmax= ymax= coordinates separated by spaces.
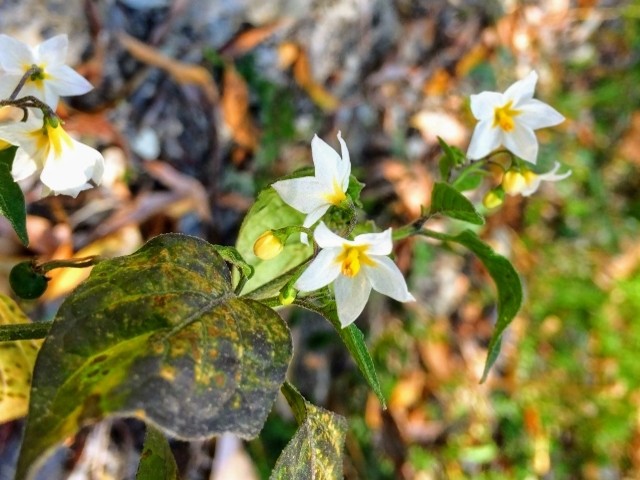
xmin=502 ymin=170 xmax=527 ymax=195
xmin=279 ymin=287 xmax=296 ymax=306
xmin=522 ymin=169 xmax=538 ymax=186
xmin=482 ymin=189 xmax=504 ymax=209
xmin=253 ymin=231 xmax=284 ymax=260
xmin=9 ymin=261 xmax=49 ymax=299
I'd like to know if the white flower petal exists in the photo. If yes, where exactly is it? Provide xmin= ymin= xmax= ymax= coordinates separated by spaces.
xmin=11 ymin=148 xmax=39 ymax=182
xmin=272 ymin=177 xmax=328 ymax=214
xmin=0 ymin=35 xmax=34 ymax=71
xmin=295 ymin=248 xmax=341 ymax=292
xmin=518 ymin=99 xmax=565 ymax=129
xmin=521 ymin=162 xmax=571 ymax=196
xmin=313 ymin=222 xmax=347 ymax=249
xmin=40 ymin=138 xmax=104 ymax=197
xmin=300 ymin=205 xmax=331 ymax=244
xmin=34 ymin=34 xmax=68 ymax=67
xmin=503 ymin=123 xmax=538 ymax=163
xmin=363 ymin=256 xmax=415 ymax=303
xmin=353 ymin=228 xmax=392 ymax=255
xmin=311 ymin=134 xmax=343 ymax=187
xmin=46 ymin=65 xmax=94 ymax=97
xmin=336 ymin=131 xmax=351 ymax=190
xmin=504 ymin=71 xmax=537 ymax=105
xmin=467 ymin=119 xmax=501 ymax=160
xmin=470 ymin=91 xmax=503 ymax=120
xmin=334 ymin=273 xmax=372 ymax=327
xmin=0 ymin=73 xmax=24 ymax=99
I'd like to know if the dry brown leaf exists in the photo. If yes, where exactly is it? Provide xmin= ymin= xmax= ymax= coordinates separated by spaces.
xmin=118 ymin=32 xmax=218 ymax=103
xmin=380 ymin=159 xmax=432 ymax=218
xmin=222 ymin=64 xmax=260 ymax=151
xmin=279 ymin=42 xmax=339 ymax=112
xmin=222 ymin=22 xmax=285 ymax=57
xmin=455 ymin=43 xmax=490 ymax=77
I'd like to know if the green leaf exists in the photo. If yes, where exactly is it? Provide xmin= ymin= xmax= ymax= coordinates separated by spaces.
xmin=0 ymin=294 xmax=42 ymax=423
xmin=236 ymin=186 xmax=312 ymax=297
xmin=136 ymin=426 xmax=179 ymax=480
xmin=298 ymin=300 xmax=386 ymax=408
xmin=272 ymin=382 xmax=347 ymax=480
xmin=448 ymin=230 xmax=522 ymax=382
xmin=430 ymin=182 xmax=484 ymax=225
xmin=0 ymin=147 xmax=28 ymax=245
xmin=451 ymin=161 xmax=486 ymax=192
xmin=437 ymin=137 xmax=466 ymax=181
xmin=16 ymin=234 xmax=292 ymax=479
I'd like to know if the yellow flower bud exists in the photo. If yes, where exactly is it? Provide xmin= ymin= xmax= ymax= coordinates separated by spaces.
xmin=483 ymin=190 xmax=504 ymax=209
xmin=279 ymin=288 xmax=296 ymax=305
xmin=522 ymin=169 xmax=538 ymax=186
xmin=253 ymin=231 xmax=283 ymax=260
xmin=502 ymin=170 xmax=527 ymax=195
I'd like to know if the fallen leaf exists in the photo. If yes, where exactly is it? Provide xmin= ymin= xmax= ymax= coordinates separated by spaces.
xmin=222 ymin=64 xmax=260 ymax=152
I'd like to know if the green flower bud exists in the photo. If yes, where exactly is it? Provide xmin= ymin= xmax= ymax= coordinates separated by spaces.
xmin=9 ymin=261 xmax=49 ymax=299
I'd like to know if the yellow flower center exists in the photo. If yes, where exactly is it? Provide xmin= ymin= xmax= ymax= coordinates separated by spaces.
xmin=336 ymin=245 xmax=375 ymax=278
xmin=30 ymin=122 xmax=74 ymax=157
xmin=493 ymin=100 xmax=521 ymax=132
xmin=24 ymin=63 xmax=48 ymax=89
xmin=323 ymin=179 xmax=346 ymax=206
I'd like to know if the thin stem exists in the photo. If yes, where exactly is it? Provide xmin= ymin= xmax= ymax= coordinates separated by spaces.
xmin=0 ymin=322 xmax=51 ymax=342
xmin=9 ymin=65 xmax=41 ymax=100
xmin=39 ymin=256 xmax=102 ymax=273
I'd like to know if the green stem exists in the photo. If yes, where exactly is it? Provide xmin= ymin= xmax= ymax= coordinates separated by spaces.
xmin=0 ymin=322 xmax=51 ymax=342
xmin=40 ymin=256 xmax=102 ymax=273
xmin=8 ymin=65 xmax=41 ymax=100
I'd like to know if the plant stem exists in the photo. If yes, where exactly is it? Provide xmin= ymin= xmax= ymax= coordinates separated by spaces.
xmin=0 ymin=322 xmax=51 ymax=342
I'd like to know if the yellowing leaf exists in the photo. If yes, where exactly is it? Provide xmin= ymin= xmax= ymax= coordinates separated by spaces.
xmin=0 ymin=294 xmax=42 ymax=423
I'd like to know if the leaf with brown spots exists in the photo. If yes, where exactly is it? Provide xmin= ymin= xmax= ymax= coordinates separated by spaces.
xmin=16 ymin=234 xmax=292 ymax=479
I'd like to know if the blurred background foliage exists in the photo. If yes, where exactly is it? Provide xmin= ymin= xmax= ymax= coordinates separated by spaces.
xmin=1 ymin=0 xmax=640 ymax=479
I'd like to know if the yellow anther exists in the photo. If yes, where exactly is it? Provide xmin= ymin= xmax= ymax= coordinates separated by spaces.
xmin=336 ymin=245 xmax=374 ymax=278
xmin=492 ymin=100 xmax=520 ymax=132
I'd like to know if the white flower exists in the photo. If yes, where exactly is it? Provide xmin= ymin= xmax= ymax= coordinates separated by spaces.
xmin=0 ymin=116 xmax=104 ymax=197
xmin=0 ymin=34 xmax=93 ymax=108
xmin=272 ymin=133 xmax=351 ymax=242
xmin=520 ymin=162 xmax=571 ymax=197
xmin=467 ymin=71 xmax=564 ymax=164
xmin=295 ymin=222 xmax=415 ymax=327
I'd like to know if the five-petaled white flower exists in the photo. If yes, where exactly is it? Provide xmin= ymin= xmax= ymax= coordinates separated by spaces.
xmin=503 ymin=161 xmax=571 ymax=197
xmin=467 ymin=71 xmax=564 ymax=164
xmin=0 ymin=116 xmax=104 ymax=197
xmin=0 ymin=34 xmax=93 ymax=109
xmin=295 ymin=222 xmax=415 ymax=327
xmin=272 ymin=132 xmax=350 ymax=242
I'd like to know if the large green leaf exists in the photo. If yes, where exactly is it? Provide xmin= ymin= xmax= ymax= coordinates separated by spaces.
xmin=136 ymin=426 xmax=178 ymax=480
xmin=0 ymin=147 xmax=28 ymax=245
xmin=430 ymin=182 xmax=484 ymax=225
xmin=448 ymin=230 xmax=522 ymax=381
xmin=236 ymin=186 xmax=312 ymax=297
xmin=271 ymin=382 xmax=347 ymax=479
xmin=16 ymin=234 xmax=292 ymax=479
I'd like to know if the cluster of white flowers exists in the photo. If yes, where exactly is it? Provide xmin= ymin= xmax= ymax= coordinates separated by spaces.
xmin=0 ymin=34 xmax=104 ymax=197
xmin=259 ymin=71 xmax=568 ymax=326
xmin=467 ymin=71 xmax=570 ymax=201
